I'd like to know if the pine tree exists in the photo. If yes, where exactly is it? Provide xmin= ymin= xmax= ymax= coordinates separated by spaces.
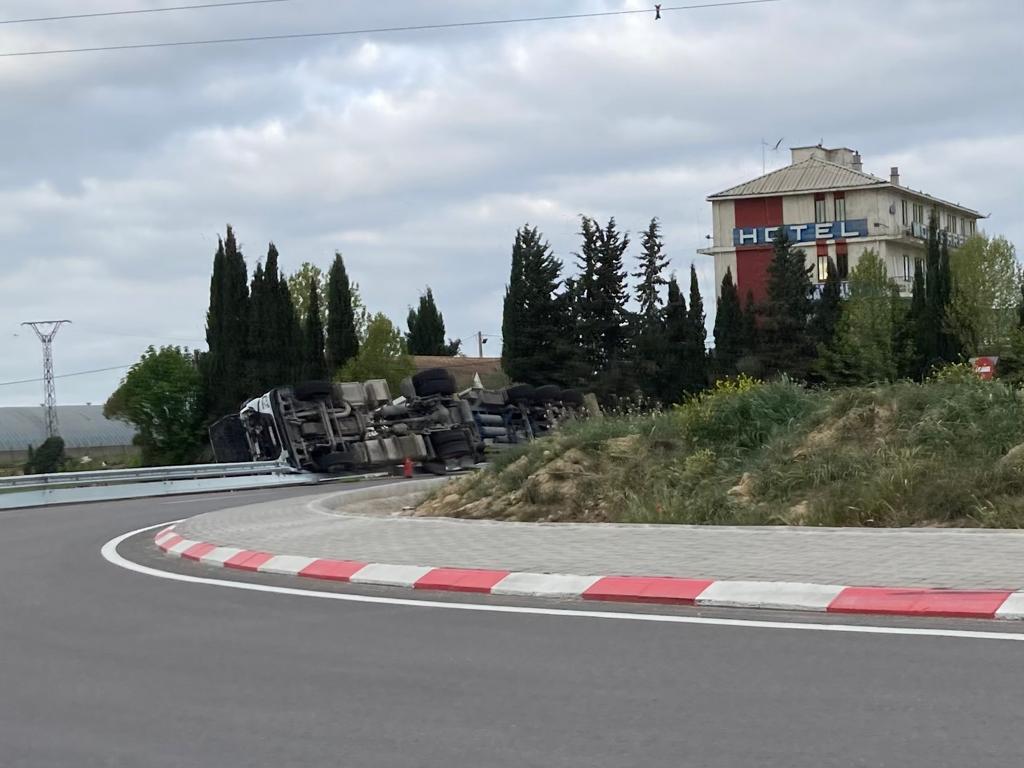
xmin=819 ymin=249 xmax=897 ymax=385
xmin=713 ymin=268 xmax=743 ymax=372
xmin=501 ymin=225 xmax=567 ymax=385
xmin=633 ymin=218 xmax=669 ymax=325
xmin=657 ymin=275 xmax=689 ymax=403
xmin=203 ymin=225 xmax=250 ymax=418
xmin=301 ymin=276 xmax=328 ymax=380
xmin=406 ymin=288 xmax=450 ymax=356
xmin=325 ymin=252 xmax=359 ymax=372
xmin=632 ymin=218 xmax=669 ymax=399
xmin=761 ymin=231 xmax=814 ymax=378
xmin=573 ymin=216 xmax=601 ymax=377
xmin=576 ymin=216 xmax=632 ymax=396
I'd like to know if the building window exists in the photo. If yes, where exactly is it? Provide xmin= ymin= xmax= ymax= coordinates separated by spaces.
xmin=903 ymin=255 xmax=911 ymax=282
xmin=969 ymin=219 xmax=976 ymax=235
xmin=817 ymin=254 xmax=829 ymax=282
xmin=901 ymin=200 xmax=909 ymax=226
xmin=815 ymin=197 xmax=827 ymax=223
xmin=913 ymin=203 xmax=924 ymax=224
xmin=916 ymin=257 xmax=924 ymax=275
xmin=834 ymin=196 xmax=847 ymax=222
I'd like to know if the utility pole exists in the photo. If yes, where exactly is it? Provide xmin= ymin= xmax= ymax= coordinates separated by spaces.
xmin=21 ymin=320 xmax=71 ymax=438
xmin=477 ymin=331 xmax=484 ymax=358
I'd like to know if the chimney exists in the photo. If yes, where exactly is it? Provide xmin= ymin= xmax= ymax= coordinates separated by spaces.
xmin=852 ymin=152 xmax=863 ymax=172
xmin=890 ymin=166 xmax=900 ymax=186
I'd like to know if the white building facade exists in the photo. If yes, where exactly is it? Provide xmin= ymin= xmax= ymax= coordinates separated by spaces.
xmin=699 ymin=145 xmax=983 ymax=303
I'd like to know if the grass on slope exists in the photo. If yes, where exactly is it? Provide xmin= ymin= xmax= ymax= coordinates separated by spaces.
xmin=418 ymin=369 xmax=1024 ymax=527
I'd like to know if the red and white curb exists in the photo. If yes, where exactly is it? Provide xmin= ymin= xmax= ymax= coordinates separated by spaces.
xmin=154 ymin=527 xmax=1024 ymax=620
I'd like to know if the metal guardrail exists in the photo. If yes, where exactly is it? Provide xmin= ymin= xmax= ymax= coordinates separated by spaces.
xmin=0 ymin=460 xmax=299 ymax=491
xmin=0 ymin=460 xmax=373 ymax=510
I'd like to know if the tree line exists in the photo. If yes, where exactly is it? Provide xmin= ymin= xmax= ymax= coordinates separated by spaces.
xmin=501 ymin=211 xmax=1020 ymax=403
xmin=105 ymin=225 xmax=460 ymax=464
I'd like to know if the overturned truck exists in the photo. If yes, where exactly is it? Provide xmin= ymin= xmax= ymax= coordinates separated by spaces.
xmin=210 ymin=368 xmax=586 ymax=474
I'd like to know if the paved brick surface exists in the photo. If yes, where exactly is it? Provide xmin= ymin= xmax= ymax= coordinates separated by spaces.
xmin=174 ymin=482 xmax=1024 ymax=589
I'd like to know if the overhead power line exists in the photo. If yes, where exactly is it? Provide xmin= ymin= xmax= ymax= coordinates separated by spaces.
xmin=0 ymin=364 xmax=132 ymax=388
xmin=0 ymin=0 xmax=292 ymax=26
xmin=0 ymin=0 xmax=781 ymax=58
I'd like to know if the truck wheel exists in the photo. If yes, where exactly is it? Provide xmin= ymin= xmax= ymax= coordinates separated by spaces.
xmin=294 ymin=380 xmax=333 ymax=400
xmin=504 ymin=384 xmax=535 ymax=403
xmin=414 ymin=373 xmax=456 ymax=397
xmin=558 ymin=388 xmax=584 ymax=406
xmin=534 ymin=384 xmax=561 ymax=402
xmin=431 ymin=430 xmax=471 ymax=459
xmin=315 ymin=450 xmax=357 ymax=473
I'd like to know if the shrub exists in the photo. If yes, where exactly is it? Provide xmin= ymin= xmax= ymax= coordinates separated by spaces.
xmin=24 ymin=436 xmax=66 ymax=475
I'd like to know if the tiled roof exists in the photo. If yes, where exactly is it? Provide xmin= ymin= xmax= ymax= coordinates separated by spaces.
xmin=0 ymin=405 xmax=137 ymax=452
xmin=709 ymin=157 xmax=889 ymax=199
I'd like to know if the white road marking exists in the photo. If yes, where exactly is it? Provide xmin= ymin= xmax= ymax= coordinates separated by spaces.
xmin=101 ymin=522 xmax=1024 ymax=643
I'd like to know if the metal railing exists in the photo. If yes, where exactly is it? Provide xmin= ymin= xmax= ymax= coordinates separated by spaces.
xmin=0 ymin=460 xmax=299 ymax=491
xmin=0 ymin=460 xmax=336 ymax=510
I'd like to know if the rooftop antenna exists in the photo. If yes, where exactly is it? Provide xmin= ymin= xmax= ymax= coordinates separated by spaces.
xmin=21 ymin=320 xmax=71 ymax=438
xmin=761 ymin=137 xmax=783 ymax=174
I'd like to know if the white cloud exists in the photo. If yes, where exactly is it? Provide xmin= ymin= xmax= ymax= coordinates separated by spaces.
xmin=0 ymin=0 xmax=1021 ymax=406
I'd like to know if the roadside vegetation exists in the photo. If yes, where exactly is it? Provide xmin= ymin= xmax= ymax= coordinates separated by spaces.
xmin=418 ymin=369 xmax=1024 ymax=527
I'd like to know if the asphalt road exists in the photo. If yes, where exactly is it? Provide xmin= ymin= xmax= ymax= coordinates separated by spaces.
xmin=2 ymin=486 xmax=1023 ymax=768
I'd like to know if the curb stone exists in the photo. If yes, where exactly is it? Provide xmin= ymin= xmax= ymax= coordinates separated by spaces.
xmin=153 ymin=527 xmax=1024 ymax=620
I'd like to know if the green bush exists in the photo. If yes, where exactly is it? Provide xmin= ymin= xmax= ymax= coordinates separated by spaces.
xmin=24 ymin=436 xmax=66 ymax=475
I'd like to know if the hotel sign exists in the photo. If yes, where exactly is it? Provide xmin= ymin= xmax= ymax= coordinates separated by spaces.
xmin=732 ymin=219 xmax=869 ymax=247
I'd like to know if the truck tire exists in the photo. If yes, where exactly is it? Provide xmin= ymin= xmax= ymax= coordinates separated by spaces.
xmin=430 ymin=430 xmax=471 ymax=459
xmin=294 ymin=380 xmax=333 ymax=400
xmin=414 ymin=373 xmax=456 ymax=397
xmin=504 ymin=384 xmax=535 ymax=403
xmin=315 ymin=450 xmax=358 ymax=473
xmin=559 ymin=388 xmax=584 ymax=406
xmin=534 ymin=384 xmax=561 ymax=402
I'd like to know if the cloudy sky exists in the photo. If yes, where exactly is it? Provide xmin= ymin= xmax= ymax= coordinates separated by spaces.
xmin=0 ymin=0 xmax=1021 ymax=407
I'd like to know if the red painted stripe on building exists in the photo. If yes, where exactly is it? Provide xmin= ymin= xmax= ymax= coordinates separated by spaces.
xmin=827 ymin=587 xmax=1013 ymax=619
xmin=414 ymin=568 xmax=510 ymax=593
xmin=734 ymin=196 xmax=783 ymax=228
xmin=157 ymin=534 xmax=183 ymax=551
xmin=582 ymin=576 xmax=715 ymax=604
xmin=298 ymin=559 xmax=368 ymax=582
xmin=181 ymin=542 xmax=216 ymax=561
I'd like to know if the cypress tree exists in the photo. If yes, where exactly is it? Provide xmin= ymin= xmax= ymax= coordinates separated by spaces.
xmin=301 ymin=276 xmax=328 ymax=380
xmin=684 ymin=265 xmax=708 ymax=392
xmin=326 ymin=252 xmax=359 ymax=373
xmin=657 ymin=275 xmax=689 ymax=403
xmin=246 ymin=260 xmax=268 ymax=392
xmin=812 ymin=258 xmax=843 ymax=347
xmin=406 ymin=288 xmax=449 ymax=356
xmin=761 ymin=230 xmax=814 ymax=378
xmin=203 ymin=225 xmax=250 ymax=418
xmin=713 ymin=268 xmax=743 ymax=371
xmin=502 ymin=225 xmax=566 ymax=385
xmin=742 ymin=289 xmax=759 ymax=353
